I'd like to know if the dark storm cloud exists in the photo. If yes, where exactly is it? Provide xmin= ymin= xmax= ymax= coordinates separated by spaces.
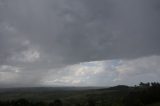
xmin=1 ymin=0 xmax=160 ymax=64
xmin=0 ymin=0 xmax=160 ymax=87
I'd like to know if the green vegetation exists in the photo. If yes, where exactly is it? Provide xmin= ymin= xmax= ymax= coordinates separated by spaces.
xmin=0 ymin=82 xmax=160 ymax=106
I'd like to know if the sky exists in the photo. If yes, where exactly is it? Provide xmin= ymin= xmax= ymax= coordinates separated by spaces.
xmin=0 ymin=0 xmax=160 ymax=87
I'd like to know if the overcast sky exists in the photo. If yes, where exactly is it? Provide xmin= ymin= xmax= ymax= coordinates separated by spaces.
xmin=0 ymin=0 xmax=160 ymax=87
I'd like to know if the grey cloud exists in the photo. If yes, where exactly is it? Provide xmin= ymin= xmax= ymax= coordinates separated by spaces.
xmin=0 ymin=0 xmax=160 ymax=87
xmin=1 ymin=0 xmax=160 ymax=64
xmin=113 ymin=55 xmax=160 ymax=85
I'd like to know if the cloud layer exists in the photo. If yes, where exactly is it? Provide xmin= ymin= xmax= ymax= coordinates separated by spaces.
xmin=41 ymin=55 xmax=160 ymax=86
xmin=0 ymin=0 xmax=160 ymax=87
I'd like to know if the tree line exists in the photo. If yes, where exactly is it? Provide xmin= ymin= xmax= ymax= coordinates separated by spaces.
xmin=124 ymin=82 xmax=160 ymax=106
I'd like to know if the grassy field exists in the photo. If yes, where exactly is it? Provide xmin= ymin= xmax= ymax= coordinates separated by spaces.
xmin=147 ymin=103 xmax=160 ymax=106
xmin=0 ymin=86 xmax=130 ymax=105
xmin=0 ymin=87 xmax=128 ymax=101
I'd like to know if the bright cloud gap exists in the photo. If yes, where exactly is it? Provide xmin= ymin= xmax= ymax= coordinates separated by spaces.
xmin=41 ymin=55 xmax=160 ymax=87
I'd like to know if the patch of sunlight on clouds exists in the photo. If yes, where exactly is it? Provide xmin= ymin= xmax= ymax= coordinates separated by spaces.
xmin=0 ymin=65 xmax=20 ymax=83
xmin=40 ymin=55 xmax=160 ymax=86
xmin=41 ymin=60 xmax=119 ymax=86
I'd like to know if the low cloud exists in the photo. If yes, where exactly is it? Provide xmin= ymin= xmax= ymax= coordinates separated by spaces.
xmin=41 ymin=56 xmax=160 ymax=86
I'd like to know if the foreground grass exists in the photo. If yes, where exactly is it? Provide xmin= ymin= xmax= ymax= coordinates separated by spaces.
xmin=147 ymin=103 xmax=160 ymax=106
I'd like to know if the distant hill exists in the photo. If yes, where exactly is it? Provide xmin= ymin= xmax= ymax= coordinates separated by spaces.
xmin=0 ymin=86 xmax=105 ymax=93
xmin=107 ymin=85 xmax=130 ymax=90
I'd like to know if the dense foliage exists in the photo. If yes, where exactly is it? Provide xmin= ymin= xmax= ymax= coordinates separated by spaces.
xmin=124 ymin=82 xmax=160 ymax=106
